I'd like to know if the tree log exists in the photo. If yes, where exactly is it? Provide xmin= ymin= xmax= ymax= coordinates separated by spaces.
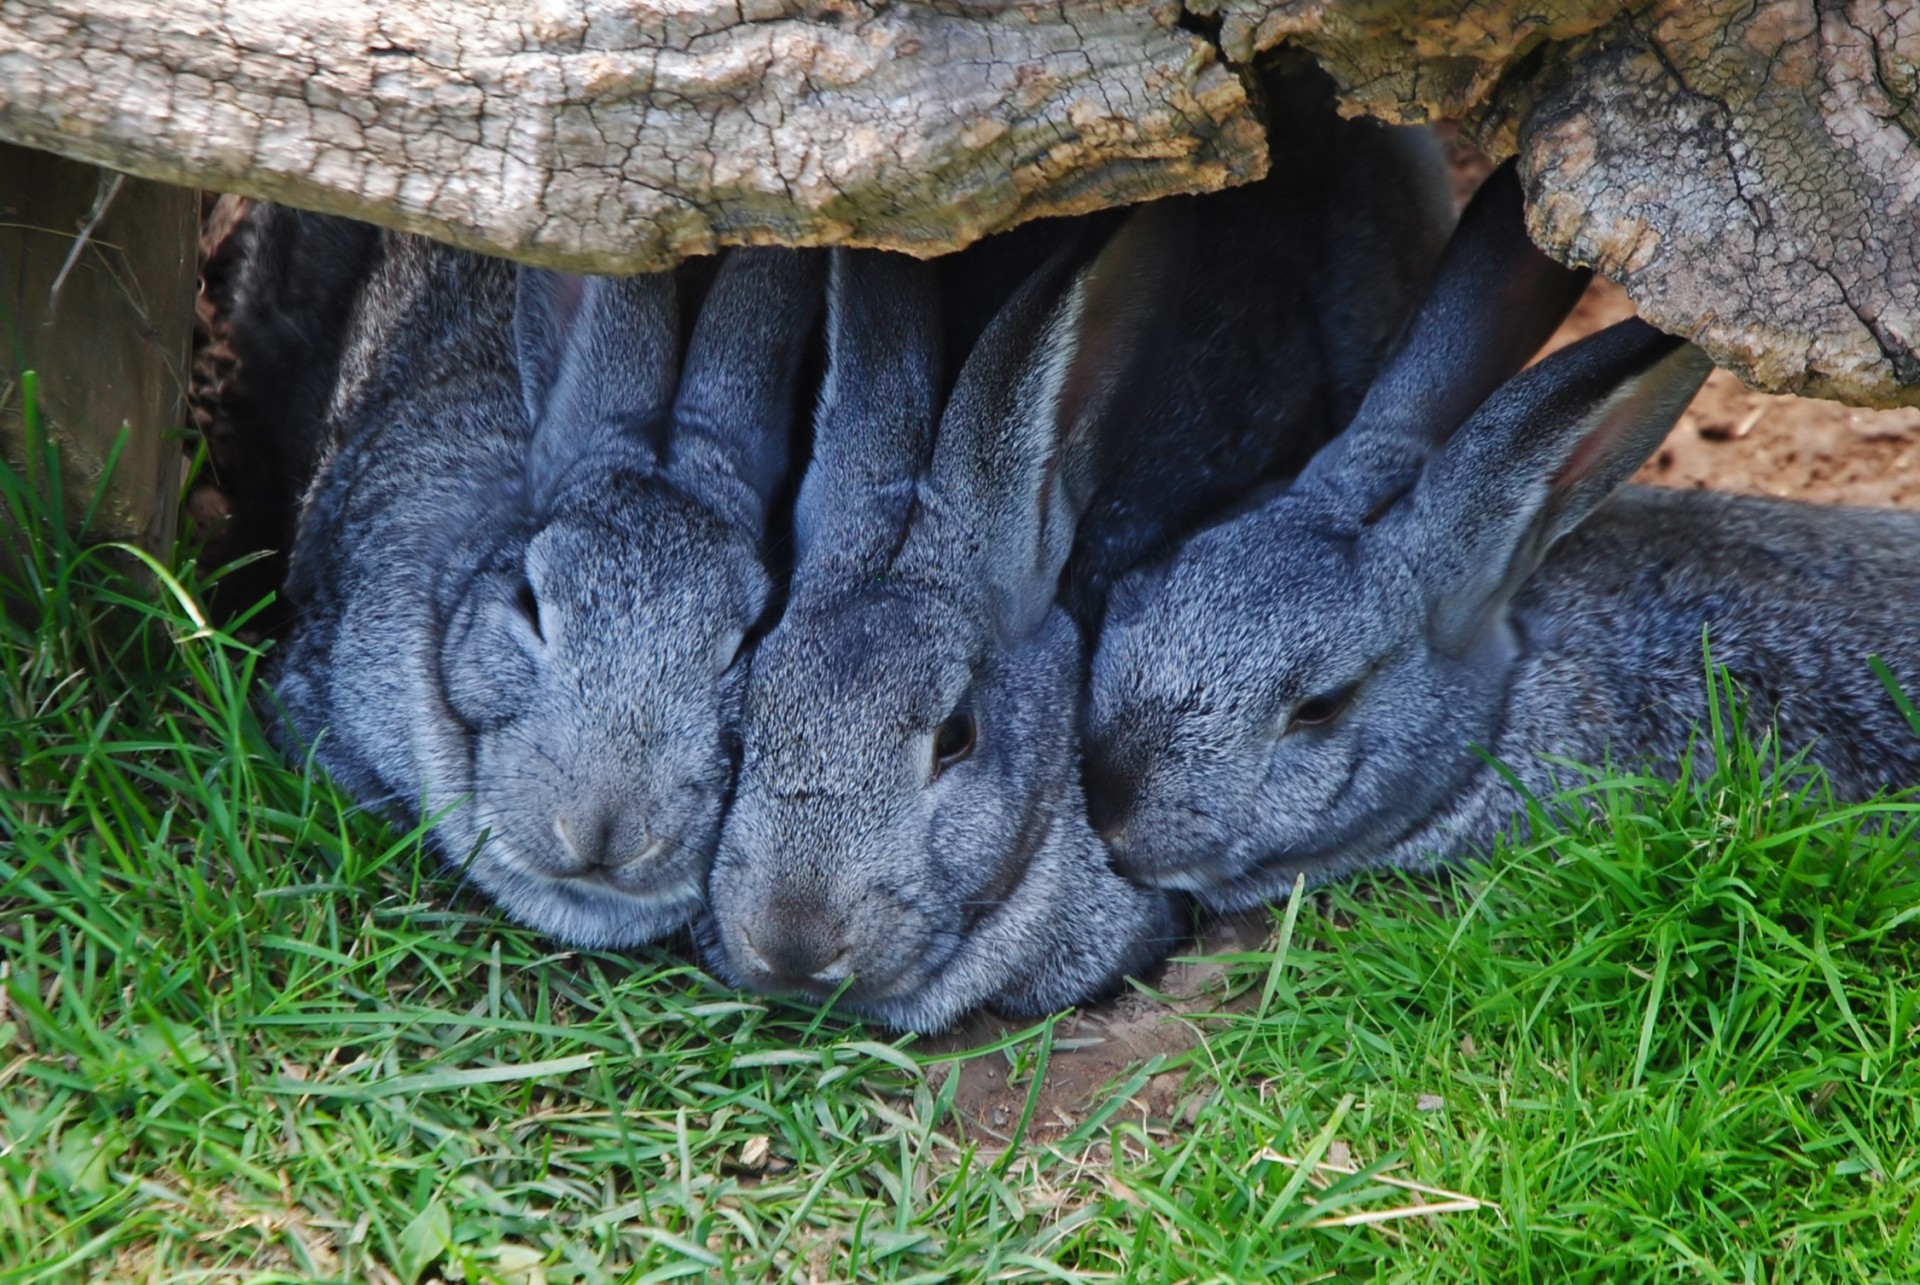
xmin=3 ymin=0 xmax=1914 ymax=405
xmin=0 ymin=0 xmax=1264 ymax=269
xmin=1 ymin=143 xmax=194 ymax=558
xmin=1517 ymin=3 xmax=1920 ymax=408
xmin=1218 ymin=0 xmax=1920 ymax=407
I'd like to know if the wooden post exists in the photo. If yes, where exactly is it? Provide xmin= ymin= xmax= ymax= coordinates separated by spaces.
xmin=1 ymin=142 xmax=197 ymax=558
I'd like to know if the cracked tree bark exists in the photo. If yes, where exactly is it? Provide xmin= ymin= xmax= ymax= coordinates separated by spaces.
xmin=2 ymin=0 xmax=1915 ymax=405
xmin=0 ymin=0 xmax=1263 ymax=269
xmin=1204 ymin=0 xmax=1920 ymax=406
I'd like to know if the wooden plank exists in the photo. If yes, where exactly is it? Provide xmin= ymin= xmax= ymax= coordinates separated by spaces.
xmin=1 ymin=141 xmax=196 ymax=557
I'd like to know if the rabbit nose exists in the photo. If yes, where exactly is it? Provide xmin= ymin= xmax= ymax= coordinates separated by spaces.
xmin=553 ymin=810 xmax=610 ymax=867
xmin=739 ymin=901 xmax=855 ymax=987
xmin=553 ymin=807 xmax=661 ymax=872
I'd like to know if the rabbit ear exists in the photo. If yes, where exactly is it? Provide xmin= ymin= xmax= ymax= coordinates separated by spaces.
xmin=669 ymin=248 xmax=826 ymax=535
xmin=515 ymin=269 xmax=588 ymax=426
xmin=1399 ymin=318 xmax=1714 ymax=652
xmin=516 ymin=268 xmax=679 ymax=494
xmin=912 ymin=200 xmax=1191 ymax=634
xmin=792 ymin=249 xmax=943 ymax=583
xmin=1297 ymin=160 xmax=1591 ymax=524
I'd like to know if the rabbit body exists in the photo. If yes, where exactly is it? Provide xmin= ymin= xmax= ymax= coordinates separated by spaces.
xmin=1087 ymin=178 xmax=1920 ymax=911
xmin=1504 ymin=486 xmax=1920 ymax=804
xmin=1105 ymin=481 xmax=1920 ymax=906
xmin=698 ymin=242 xmax=1189 ymax=1034
xmin=273 ymin=231 xmax=821 ymax=948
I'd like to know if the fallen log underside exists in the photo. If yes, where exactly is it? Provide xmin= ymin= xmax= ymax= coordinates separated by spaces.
xmin=2 ymin=0 xmax=1915 ymax=406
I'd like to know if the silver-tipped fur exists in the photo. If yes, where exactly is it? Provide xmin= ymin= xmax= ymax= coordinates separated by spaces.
xmin=271 ymin=233 xmax=823 ymax=947
xmin=1087 ymin=164 xmax=1920 ymax=911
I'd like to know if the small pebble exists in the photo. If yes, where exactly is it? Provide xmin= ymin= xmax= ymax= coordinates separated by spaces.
xmin=741 ymin=1135 xmax=771 ymax=1170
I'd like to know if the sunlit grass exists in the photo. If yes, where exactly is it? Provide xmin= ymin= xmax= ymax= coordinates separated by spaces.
xmin=4 ymin=383 xmax=1917 ymax=1282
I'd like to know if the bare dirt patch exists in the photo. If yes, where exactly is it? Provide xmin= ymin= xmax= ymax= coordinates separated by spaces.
xmin=920 ymin=913 xmax=1272 ymax=1145
xmin=1546 ymin=276 xmax=1920 ymax=508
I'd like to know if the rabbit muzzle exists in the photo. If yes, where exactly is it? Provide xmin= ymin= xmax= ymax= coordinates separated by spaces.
xmin=706 ymin=855 xmax=948 ymax=1007
xmin=546 ymin=800 xmax=683 ymax=884
xmin=457 ymin=778 xmax=717 ymax=943
xmin=724 ymin=890 xmax=858 ymax=991
xmin=456 ymin=828 xmax=707 ymax=949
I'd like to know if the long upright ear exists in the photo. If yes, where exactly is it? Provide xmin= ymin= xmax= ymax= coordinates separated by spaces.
xmin=1296 ymin=160 xmax=1592 ymax=523
xmin=1399 ymin=318 xmax=1714 ymax=652
xmin=516 ymin=267 xmax=679 ymax=497
xmin=910 ymin=199 xmax=1192 ymax=635
xmin=515 ymin=269 xmax=589 ymax=426
xmin=791 ymin=249 xmax=942 ymax=587
xmin=669 ymin=248 xmax=826 ymax=535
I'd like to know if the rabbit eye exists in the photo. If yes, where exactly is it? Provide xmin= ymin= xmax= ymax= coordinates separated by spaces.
xmin=932 ymin=707 xmax=977 ymax=774
xmin=514 ymin=578 xmax=544 ymax=643
xmin=1286 ymin=682 xmax=1358 ymax=734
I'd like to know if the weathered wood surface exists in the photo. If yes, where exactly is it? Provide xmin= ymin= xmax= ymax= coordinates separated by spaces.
xmin=2 ymin=0 xmax=1915 ymax=405
xmin=0 ymin=1 xmax=1263 ymax=269
xmin=1 ymin=143 xmax=195 ymax=556
xmin=1220 ymin=0 xmax=1920 ymax=407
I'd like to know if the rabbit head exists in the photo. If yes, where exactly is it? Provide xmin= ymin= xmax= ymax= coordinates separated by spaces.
xmin=699 ymin=227 xmax=1187 ymax=1032
xmin=297 ymin=246 xmax=823 ymax=949
xmin=1086 ymin=164 xmax=1710 ymax=909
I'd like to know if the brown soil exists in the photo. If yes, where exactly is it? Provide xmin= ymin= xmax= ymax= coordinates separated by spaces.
xmin=1446 ymin=121 xmax=1920 ymax=508
xmin=1572 ymin=279 xmax=1920 ymax=507
xmin=921 ymin=913 xmax=1272 ymax=1146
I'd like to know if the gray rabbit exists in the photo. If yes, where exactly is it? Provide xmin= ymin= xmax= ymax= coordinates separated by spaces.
xmin=698 ymin=233 xmax=1188 ymax=1033
xmin=272 ymin=231 xmax=822 ymax=948
xmin=1085 ymin=168 xmax=1920 ymax=912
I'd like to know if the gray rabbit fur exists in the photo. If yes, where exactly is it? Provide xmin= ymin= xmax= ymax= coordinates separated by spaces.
xmin=1085 ymin=167 xmax=1920 ymax=913
xmin=1066 ymin=54 xmax=1455 ymax=611
xmin=271 ymin=230 xmax=822 ymax=948
xmin=698 ymin=235 xmax=1188 ymax=1033
xmin=698 ymin=65 xmax=1457 ymax=1031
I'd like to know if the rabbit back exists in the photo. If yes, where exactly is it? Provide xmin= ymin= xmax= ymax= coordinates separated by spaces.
xmin=1283 ymin=484 xmax=1920 ymax=875
xmin=1507 ymin=486 xmax=1920 ymax=804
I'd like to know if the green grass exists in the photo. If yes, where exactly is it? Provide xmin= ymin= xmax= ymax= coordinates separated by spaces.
xmin=4 ymin=395 xmax=1919 ymax=1282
